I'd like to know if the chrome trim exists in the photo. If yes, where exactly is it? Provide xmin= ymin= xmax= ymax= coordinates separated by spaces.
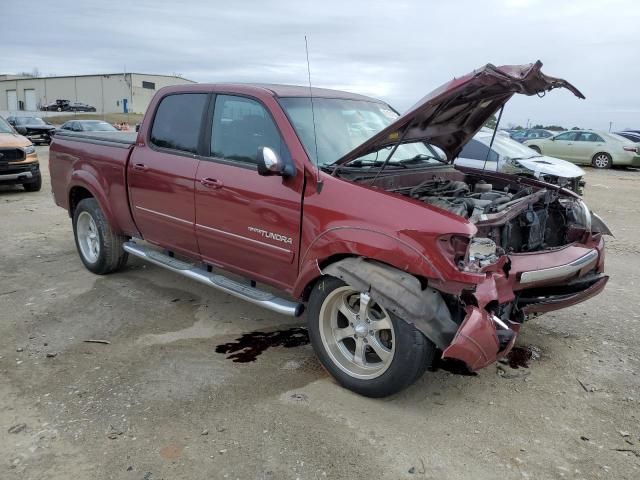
xmin=492 ymin=315 xmax=510 ymax=330
xmin=135 ymin=206 xmax=192 ymax=225
xmin=196 ymin=223 xmax=292 ymax=254
xmin=519 ymin=249 xmax=598 ymax=285
xmin=123 ymin=241 xmax=302 ymax=316
xmin=0 ymin=171 xmax=33 ymax=180
xmin=591 ymin=213 xmax=613 ymax=236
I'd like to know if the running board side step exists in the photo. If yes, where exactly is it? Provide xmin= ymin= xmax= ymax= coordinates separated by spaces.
xmin=123 ymin=241 xmax=304 ymax=317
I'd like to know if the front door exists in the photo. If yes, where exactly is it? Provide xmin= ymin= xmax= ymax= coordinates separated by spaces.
xmin=128 ymin=92 xmax=209 ymax=257
xmin=545 ymin=131 xmax=579 ymax=162
xmin=194 ymin=94 xmax=303 ymax=290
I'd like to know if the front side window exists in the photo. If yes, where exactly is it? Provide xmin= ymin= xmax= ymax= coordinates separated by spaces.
xmin=211 ymin=95 xmax=284 ymax=164
xmin=554 ymin=132 xmax=578 ymax=141
xmin=150 ymin=93 xmax=208 ymax=154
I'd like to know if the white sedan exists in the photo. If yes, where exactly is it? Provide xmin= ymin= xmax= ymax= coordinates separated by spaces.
xmin=455 ymin=129 xmax=585 ymax=194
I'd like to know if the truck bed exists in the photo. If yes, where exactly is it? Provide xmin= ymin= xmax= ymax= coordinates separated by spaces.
xmin=53 ymin=130 xmax=137 ymax=147
xmin=49 ymin=129 xmax=139 ymax=236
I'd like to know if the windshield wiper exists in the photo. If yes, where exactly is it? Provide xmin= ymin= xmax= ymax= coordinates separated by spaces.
xmin=397 ymin=153 xmax=447 ymax=165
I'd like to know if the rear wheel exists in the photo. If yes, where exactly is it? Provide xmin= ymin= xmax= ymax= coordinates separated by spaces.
xmin=592 ymin=152 xmax=612 ymax=169
xmin=307 ymin=276 xmax=435 ymax=397
xmin=73 ymin=198 xmax=128 ymax=274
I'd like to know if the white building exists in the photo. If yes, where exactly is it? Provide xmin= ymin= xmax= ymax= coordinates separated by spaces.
xmin=0 ymin=73 xmax=195 ymax=114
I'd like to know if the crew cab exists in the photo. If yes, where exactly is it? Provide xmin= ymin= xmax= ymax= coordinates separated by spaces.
xmin=49 ymin=61 xmax=610 ymax=397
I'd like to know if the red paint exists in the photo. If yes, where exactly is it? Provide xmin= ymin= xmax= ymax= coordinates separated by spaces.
xmin=49 ymin=67 xmax=608 ymax=374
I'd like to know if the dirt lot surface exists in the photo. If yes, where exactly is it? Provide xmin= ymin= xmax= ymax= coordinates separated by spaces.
xmin=1 ymin=147 xmax=639 ymax=480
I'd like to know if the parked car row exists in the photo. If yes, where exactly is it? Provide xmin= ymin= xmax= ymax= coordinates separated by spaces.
xmin=41 ymin=99 xmax=97 ymax=112
xmin=524 ymin=130 xmax=640 ymax=169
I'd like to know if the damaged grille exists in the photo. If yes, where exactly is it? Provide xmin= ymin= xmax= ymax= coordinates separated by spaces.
xmin=0 ymin=148 xmax=25 ymax=162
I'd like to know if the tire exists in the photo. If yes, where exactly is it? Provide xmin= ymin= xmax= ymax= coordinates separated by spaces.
xmin=72 ymin=198 xmax=128 ymax=274
xmin=23 ymin=174 xmax=42 ymax=192
xmin=307 ymin=276 xmax=435 ymax=397
xmin=592 ymin=152 xmax=612 ymax=169
xmin=528 ymin=145 xmax=541 ymax=154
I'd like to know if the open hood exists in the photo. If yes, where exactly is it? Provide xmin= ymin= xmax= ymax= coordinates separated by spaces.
xmin=333 ymin=61 xmax=584 ymax=165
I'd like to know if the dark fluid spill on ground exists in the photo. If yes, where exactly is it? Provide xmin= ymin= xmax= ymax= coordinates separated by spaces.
xmin=215 ymin=327 xmax=309 ymax=363
xmin=430 ymin=356 xmax=478 ymax=376
xmin=506 ymin=345 xmax=540 ymax=369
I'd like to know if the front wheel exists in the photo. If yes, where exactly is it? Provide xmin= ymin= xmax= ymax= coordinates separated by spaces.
xmin=592 ymin=152 xmax=612 ymax=169
xmin=72 ymin=198 xmax=129 ymax=274
xmin=307 ymin=276 xmax=435 ymax=397
xmin=23 ymin=174 xmax=42 ymax=192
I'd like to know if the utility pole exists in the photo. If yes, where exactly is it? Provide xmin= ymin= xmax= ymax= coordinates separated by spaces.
xmin=609 ymin=121 xmax=612 ymax=132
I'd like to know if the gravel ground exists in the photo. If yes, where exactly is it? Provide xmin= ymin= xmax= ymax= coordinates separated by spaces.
xmin=1 ymin=147 xmax=639 ymax=480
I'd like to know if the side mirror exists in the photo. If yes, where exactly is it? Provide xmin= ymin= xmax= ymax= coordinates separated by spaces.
xmin=135 ymin=123 xmax=140 ymax=132
xmin=550 ymin=136 xmax=556 ymax=141
xmin=257 ymin=146 xmax=295 ymax=177
xmin=15 ymin=126 xmax=27 ymax=135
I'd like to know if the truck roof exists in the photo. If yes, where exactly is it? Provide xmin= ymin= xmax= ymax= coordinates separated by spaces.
xmin=168 ymin=83 xmax=385 ymax=103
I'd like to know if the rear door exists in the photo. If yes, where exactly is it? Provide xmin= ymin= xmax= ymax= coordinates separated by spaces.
xmin=194 ymin=94 xmax=303 ymax=290
xmin=572 ymin=132 xmax=605 ymax=163
xmin=128 ymin=92 xmax=208 ymax=256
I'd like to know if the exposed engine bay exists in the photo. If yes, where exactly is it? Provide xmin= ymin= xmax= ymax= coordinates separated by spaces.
xmin=383 ymin=175 xmax=591 ymax=255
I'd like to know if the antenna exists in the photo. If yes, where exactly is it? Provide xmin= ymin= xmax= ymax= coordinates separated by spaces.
xmin=482 ymin=105 xmax=505 ymax=172
xmin=305 ymin=36 xmax=322 ymax=193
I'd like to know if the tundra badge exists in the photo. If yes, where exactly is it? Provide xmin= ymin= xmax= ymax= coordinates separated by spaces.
xmin=248 ymin=226 xmax=293 ymax=245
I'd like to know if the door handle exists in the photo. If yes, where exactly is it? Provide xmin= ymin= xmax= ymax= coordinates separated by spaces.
xmin=200 ymin=177 xmax=223 ymax=189
xmin=133 ymin=163 xmax=149 ymax=171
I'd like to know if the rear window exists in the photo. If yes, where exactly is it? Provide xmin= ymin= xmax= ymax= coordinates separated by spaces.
xmin=459 ymin=139 xmax=499 ymax=162
xmin=150 ymin=93 xmax=208 ymax=154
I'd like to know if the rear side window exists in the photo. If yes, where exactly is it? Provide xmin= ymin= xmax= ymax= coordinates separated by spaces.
xmin=211 ymin=95 xmax=284 ymax=164
xmin=577 ymin=132 xmax=604 ymax=142
xmin=459 ymin=139 xmax=499 ymax=162
xmin=150 ymin=93 xmax=208 ymax=154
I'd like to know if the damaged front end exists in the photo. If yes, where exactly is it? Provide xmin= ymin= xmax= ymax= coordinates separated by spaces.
xmin=339 ymin=169 xmax=610 ymax=372
xmin=397 ymin=171 xmax=609 ymax=370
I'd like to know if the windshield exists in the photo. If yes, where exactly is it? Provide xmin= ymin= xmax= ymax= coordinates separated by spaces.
xmin=0 ymin=117 xmax=13 ymax=133
xmin=84 ymin=122 xmax=116 ymax=132
xmin=279 ymin=97 xmax=442 ymax=166
xmin=478 ymin=134 xmax=541 ymax=159
xmin=16 ymin=117 xmax=46 ymax=126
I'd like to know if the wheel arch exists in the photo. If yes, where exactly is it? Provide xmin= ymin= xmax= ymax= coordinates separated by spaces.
xmin=592 ymin=150 xmax=613 ymax=166
xmin=67 ymin=173 xmax=121 ymax=233
xmin=294 ymin=227 xmax=447 ymax=301
xmin=312 ymin=257 xmax=459 ymax=349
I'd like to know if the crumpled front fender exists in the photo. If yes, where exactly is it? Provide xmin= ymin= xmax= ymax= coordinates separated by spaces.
xmin=322 ymin=257 xmax=459 ymax=348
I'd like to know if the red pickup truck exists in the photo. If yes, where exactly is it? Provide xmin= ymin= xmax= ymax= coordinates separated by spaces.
xmin=50 ymin=61 xmax=610 ymax=397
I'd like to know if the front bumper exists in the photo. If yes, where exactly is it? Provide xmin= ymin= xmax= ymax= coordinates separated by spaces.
xmin=0 ymin=162 xmax=40 ymax=184
xmin=443 ymin=237 xmax=607 ymax=371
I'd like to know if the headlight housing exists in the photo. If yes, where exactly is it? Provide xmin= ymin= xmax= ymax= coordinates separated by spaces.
xmin=23 ymin=145 xmax=36 ymax=155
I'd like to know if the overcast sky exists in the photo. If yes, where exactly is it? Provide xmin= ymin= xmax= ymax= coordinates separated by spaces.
xmin=3 ymin=0 xmax=639 ymax=130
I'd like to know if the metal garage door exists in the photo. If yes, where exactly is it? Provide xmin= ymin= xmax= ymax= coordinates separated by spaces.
xmin=7 ymin=90 xmax=17 ymax=111
xmin=24 ymin=89 xmax=36 ymax=111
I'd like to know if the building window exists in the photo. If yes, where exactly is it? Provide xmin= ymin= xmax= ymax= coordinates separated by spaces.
xmin=142 ymin=81 xmax=155 ymax=90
